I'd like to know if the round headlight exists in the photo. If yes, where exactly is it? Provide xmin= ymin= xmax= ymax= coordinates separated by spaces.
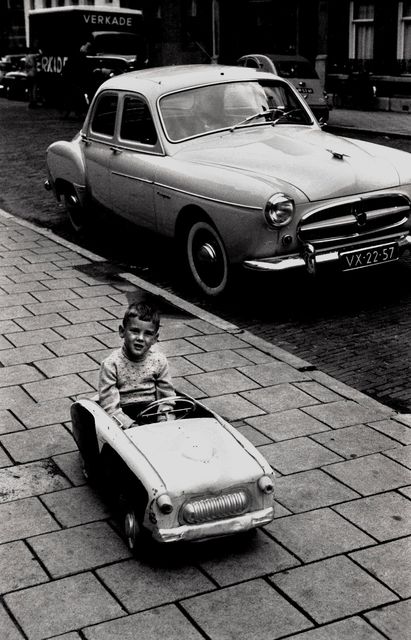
xmin=264 ymin=193 xmax=294 ymax=228
xmin=157 ymin=494 xmax=173 ymax=514
xmin=258 ymin=475 xmax=275 ymax=494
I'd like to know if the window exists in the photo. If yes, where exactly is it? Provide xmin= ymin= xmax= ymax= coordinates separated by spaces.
xmin=120 ymin=96 xmax=157 ymax=145
xmin=90 ymin=94 xmax=118 ymax=137
xmin=398 ymin=1 xmax=411 ymax=69
xmin=349 ymin=2 xmax=374 ymax=59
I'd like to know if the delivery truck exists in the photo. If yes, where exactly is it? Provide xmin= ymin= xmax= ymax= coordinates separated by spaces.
xmin=27 ymin=4 xmax=145 ymax=105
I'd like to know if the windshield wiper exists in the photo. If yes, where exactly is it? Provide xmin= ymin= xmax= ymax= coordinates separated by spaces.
xmin=230 ymin=107 xmax=304 ymax=132
xmin=271 ymin=108 xmax=305 ymax=124
xmin=229 ymin=107 xmax=284 ymax=132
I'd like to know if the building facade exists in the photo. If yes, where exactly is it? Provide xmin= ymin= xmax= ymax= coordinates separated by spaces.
xmin=2 ymin=1 xmax=410 ymax=109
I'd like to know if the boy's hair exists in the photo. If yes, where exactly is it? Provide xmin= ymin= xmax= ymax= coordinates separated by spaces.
xmin=122 ymin=302 xmax=160 ymax=332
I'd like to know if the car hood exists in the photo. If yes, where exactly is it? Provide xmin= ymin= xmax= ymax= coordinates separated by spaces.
xmin=175 ymin=127 xmax=404 ymax=202
xmin=128 ymin=417 xmax=264 ymax=496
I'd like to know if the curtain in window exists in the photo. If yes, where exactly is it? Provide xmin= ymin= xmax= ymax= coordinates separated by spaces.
xmin=404 ymin=23 xmax=411 ymax=59
xmin=355 ymin=24 xmax=373 ymax=58
xmin=354 ymin=3 xmax=374 ymax=20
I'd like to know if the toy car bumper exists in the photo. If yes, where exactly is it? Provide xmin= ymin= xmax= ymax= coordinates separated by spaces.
xmin=154 ymin=505 xmax=275 ymax=543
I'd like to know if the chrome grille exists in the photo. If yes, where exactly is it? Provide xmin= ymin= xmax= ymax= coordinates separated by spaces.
xmin=181 ymin=491 xmax=249 ymax=524
xmin=298 ymin=194 xmax=410 ymax=246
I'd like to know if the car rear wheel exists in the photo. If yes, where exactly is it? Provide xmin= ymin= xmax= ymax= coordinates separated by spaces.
xmin=63 ymin=189 xmax=89 ymax=235
xmin=185 ymin=220 xmax=229 ymax=296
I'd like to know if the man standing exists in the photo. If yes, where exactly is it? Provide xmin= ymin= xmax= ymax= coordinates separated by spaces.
xmin=25 ymin=44 xmax=41 ymax=108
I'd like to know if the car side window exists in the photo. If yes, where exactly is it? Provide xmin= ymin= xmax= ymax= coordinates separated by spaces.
xmin=90 ymin=94 xmax=118 ymax=136
xmin=120 ymin=96 xmax=158 ymax=146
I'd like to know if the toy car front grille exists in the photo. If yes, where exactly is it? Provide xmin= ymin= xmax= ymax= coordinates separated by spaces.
xmin=181 ymin=491 xmax=249 ymax=524
xmin=298 ymin=194 xmax=410 ymax=246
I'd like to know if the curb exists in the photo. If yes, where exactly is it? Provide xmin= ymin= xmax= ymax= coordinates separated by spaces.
xmin=0 ymin=207 xmax=406 ymax=419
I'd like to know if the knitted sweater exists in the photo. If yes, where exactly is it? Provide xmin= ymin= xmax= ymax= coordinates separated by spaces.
xmin=99 ymin=346 xmax=175 ymax=428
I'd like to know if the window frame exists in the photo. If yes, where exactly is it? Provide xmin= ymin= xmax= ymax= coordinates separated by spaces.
xmin=349 ymin=1 xmax=375 ymax=60
xmin=118 ymin=93 xmax=159 ymax=148
xmin=88 ymin=91 xmax=119 ymax=140
xmin=397 ymin=1 xmax=411 ymax=64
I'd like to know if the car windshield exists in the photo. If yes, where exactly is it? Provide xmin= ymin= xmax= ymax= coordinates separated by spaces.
xmin=159 ymin=79 xmax=312 ymax=142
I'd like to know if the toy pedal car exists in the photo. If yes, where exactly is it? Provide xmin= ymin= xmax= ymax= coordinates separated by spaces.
xmin=71 ymin=395 xmax=275 ymax=551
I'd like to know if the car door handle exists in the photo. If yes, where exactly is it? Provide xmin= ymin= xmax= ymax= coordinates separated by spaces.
xmin=110 ymin=146 xmax=122 ymax=155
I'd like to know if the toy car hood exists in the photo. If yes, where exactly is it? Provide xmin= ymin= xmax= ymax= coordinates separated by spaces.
xmin=126 ymin=417 xmax=265 ymax=495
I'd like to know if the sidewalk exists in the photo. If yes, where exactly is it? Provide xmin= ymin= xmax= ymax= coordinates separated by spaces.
xmin=326 ymin=107 xmax=411 ymax=138
xmin=0 ymin=208 xmax=410 ymax=640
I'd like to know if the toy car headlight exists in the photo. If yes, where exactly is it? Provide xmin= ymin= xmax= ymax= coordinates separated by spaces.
xmin=157 ymin=494 xmax=173 ymax=514
xmin=258 ymin=475 xmax=274 ymax=494
xmin=264 ymin=193 xmax=294 ymax=228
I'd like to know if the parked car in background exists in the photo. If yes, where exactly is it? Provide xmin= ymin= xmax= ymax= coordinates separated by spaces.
xmin=71 ymin=394 xmax=275 ymax=551
xmin=0 ymin=53 xmax=26 ymax=79
xmin=0 ymin=54 xmax=28 ymax=100
xmin=45 ymin=65 xmax=411 ymax=297
xmin=237 ymin=54 xmax=330 ymax=123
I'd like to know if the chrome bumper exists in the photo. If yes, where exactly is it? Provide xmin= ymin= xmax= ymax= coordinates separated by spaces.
xmin=154 ymin=506 xmax=275 ymax=543
xmin=243 ymin=234 xmax=411 ymax=273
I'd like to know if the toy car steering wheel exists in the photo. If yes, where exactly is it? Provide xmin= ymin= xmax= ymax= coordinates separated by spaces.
xmin=135 ymin=396 xmax=196 ymax=422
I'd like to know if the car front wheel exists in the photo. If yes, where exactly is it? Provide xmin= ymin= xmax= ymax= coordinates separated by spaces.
xmin=185 ymin=220 xmax=229 ymax=296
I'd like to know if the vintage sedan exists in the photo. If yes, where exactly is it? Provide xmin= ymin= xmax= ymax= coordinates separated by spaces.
xmin=45 ymin=64 xmax=411 ymax=296
xmin=71 ymin=395 xmax=275 ymax=550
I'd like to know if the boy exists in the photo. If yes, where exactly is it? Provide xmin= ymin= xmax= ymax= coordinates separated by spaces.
xmin=99 ymin=302 xmax=175 ymax=428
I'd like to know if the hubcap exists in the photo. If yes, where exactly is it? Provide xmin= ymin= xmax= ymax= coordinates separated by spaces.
xmin=191 ymin=229 xmax=227 ymax=291
xmin=197 ymin=242 xmax=218 ymax=263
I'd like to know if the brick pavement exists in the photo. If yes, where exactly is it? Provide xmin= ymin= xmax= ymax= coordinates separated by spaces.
xmin=0 ymin=210 xmax=410 ymax=640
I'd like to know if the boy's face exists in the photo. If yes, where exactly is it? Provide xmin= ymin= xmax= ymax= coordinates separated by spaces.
xmin=120 ymin=316 xmax=158 ymax=360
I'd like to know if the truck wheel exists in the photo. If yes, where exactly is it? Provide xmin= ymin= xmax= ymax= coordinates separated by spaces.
xmin=185 ymin=220 xmax=229 ymax=296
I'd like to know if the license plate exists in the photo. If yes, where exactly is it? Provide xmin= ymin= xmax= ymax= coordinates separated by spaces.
xmin=340 ymin=243 xmax=399 ymax=271
xmin=297 ymin=87 xmax=313 ymax=94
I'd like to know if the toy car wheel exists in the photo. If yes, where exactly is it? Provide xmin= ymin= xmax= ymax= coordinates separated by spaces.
xmin=124 ymin=508 xmax=146 ymax=552
xmin=185 ymin=220 xmax=229 ymax=296
xmin=81 ymin=458 xmax=92 ymax=482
